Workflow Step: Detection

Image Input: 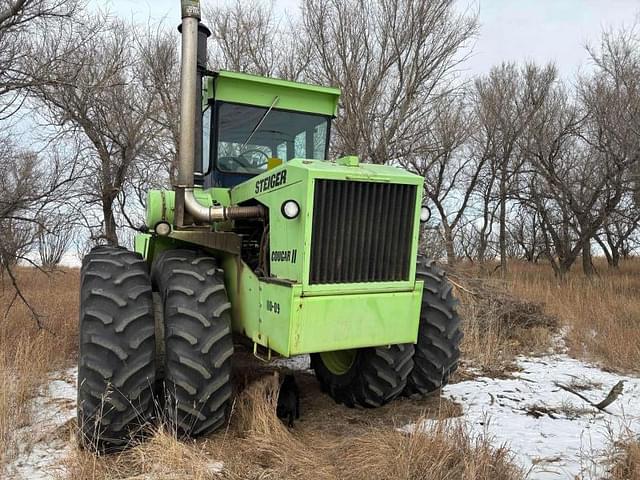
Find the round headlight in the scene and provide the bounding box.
[154,221,171,236]
[281,200,300,219]
[420,205,431,223]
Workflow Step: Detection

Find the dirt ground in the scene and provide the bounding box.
[231,346,462,433]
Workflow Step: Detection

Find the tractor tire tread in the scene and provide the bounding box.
[154,250,233,437]
[77,246,155,453]
[404,256,463,396]
[311,343,414,408]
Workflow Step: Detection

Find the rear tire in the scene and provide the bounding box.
[311,344,414,408]
[152,250,233,436]
[404,257,463,396]
[77,246,156,452]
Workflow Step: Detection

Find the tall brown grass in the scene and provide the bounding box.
[454,259,640,478]
[63,374,524,480]
[0,268,78,467]
[450,259,640,376]
[507,259,640,373]
[454,271,559,375]
[609,436,640,480]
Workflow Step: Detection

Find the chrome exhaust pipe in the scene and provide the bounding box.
[184,189,265,222]
[177,1,263,224]
[177,0,200,189]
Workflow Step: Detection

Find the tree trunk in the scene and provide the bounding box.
[443,223,456,266]
[477,234,487,264]
[557,263,569,280]
[595,235,613,267]
[499,172,507,277]
[102,196,119,246]
[604,232,622,269]
[524,246,534,263]
[611,248,620,268]
[582,238,594,276]
[556,257,571,280]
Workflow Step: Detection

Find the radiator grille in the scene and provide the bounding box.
[309,180,417,284]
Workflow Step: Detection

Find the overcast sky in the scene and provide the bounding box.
[96,0,640,79]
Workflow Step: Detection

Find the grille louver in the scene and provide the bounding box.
[309,179,417,284]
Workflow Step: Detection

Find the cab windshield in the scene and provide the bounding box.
[211,102,330,175]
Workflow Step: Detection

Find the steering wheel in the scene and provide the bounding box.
[239,148,270,168]
[218,149,269,172]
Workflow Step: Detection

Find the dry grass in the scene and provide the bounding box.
[0,268,79,467]
[62,425,222,480]
[507,259,640,374]
[449,258,640,376]
[451,259,640,478]
[608,436,640,480]
[62,373,524,480]
[339,424,521,480]
[452,270,559,376]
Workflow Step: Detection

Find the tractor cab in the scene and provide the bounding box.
[201,71,340,188]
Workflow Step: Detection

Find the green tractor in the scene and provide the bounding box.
[77,0,462,451]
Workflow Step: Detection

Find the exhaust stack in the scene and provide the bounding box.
[177,0,200,189]
[177,0,264,224]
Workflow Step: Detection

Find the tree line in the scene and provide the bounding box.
[0,0,639,280]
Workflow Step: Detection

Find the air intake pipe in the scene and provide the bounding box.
[177,0,264,224]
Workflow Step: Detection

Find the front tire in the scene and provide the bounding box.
[152,250,233,437]
[404,257,463,396]
[77,246,156,452]
[311,344,414,408]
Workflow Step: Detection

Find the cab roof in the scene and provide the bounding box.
[207,70,341,117]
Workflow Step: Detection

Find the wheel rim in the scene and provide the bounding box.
[320,349,357,375]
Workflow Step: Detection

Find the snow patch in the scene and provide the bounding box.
[271,354,312,372]
[406,354,640,479]
[5,367,229,479]
[5,368,77,480]
[207,460,224,474]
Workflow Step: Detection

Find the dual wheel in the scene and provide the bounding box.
[77,247,233,452]
[77,248,461,451]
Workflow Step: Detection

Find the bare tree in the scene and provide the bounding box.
[518,73,635,278]
[0,135,78,325]
[1,218,35,268]
[203,0,308,80]
[137,24,181,184]
[401,90,483,264]
[473,62,557,275]
[578,23,640,270]
[37,212,74,269]
[0,138,77,265]
[0,0,81,117]
[301,0,477,163]
[595,200,640,268]
[30,17,158,245]
[0,0,84,254]
[508,205,545,262]
[0,0,85,328]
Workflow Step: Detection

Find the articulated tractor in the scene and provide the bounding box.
[77,0,462,451]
